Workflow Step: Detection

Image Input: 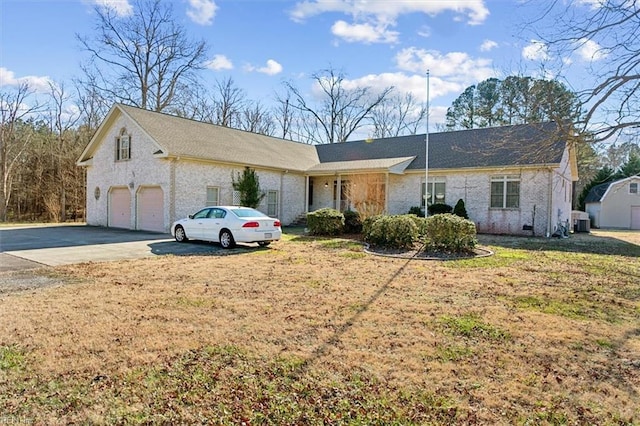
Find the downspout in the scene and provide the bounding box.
[170,158,177,228]
[546,167,553,237]
[280,170,285,219]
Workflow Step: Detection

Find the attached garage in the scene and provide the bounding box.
[109,187,131,229]
[137,186,165,232]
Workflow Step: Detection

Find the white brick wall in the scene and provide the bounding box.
[85,109,574,235]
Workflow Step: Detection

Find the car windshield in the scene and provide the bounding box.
[230,207,269,218]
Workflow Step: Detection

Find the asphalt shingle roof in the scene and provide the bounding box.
[106,105,565,173]
[119,104,320,172]
[584,182,612,203]
[316,122,565,170]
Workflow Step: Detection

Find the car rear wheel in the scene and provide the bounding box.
[219,229,235,249]
[174,225,188,242]
[258,241,270,247]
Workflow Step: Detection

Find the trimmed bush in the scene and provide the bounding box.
[306,208,344,235]
[427,203,453,215]
[453,199,469,219]
[423,213,477,253]
[408,206,424,217]
[343,210,363,234]
[363,214,418,249]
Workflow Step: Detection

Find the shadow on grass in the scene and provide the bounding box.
[290,253,417,379]
[477,232,640,258]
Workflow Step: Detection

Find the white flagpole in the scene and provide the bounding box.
[424,70,430,218]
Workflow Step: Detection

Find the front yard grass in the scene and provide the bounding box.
[0,230,638,424]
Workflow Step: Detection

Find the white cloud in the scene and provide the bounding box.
[0,67,52,93]
[480,39,498,52]
[186,0,217,25]
[290,0,489,26]
[576,38,607,61]
[91,0,133,17]
[394,47,496,84]
[331,20,399,44]
[205,55,233,71]
[245,59,283,76]
[522,40,550,61]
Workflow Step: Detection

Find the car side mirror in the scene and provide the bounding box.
[188,214,194,219]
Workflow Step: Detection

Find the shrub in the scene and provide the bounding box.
[343,210,362,234]
[423,213,477,253]
[364,214,418,249]
[408,206,424,217]
[306,208,344,235]
[453,199,469,219]
[427,203,453,215]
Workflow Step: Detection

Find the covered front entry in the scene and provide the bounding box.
[109,187,131,229]
[137,186,165,232]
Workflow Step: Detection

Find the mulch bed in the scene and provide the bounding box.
[364,243,493,260]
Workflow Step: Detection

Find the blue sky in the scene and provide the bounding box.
[1,0,603,132]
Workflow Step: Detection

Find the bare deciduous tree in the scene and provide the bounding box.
[530,0,640,142]
[212,77,245,127]
[47,82,81,222]
[239,101,275,136]
[77,0,207,112]
[370,91,427,138]
[284,67,393,144]
[0,84,40,221]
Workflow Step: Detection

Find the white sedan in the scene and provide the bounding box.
[171,206,282,248]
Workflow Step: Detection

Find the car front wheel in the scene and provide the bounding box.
[219,230,235,249]
[174,225,188,242]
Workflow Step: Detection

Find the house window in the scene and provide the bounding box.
[267,190,278,217]
[421,178,446,208]
[206,186,219,206]
[116,130,131,161]
[630,182,638,194]
[491,175,520,208]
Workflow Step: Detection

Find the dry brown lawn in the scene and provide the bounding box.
[1,230,639,424]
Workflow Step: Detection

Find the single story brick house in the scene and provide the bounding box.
[77,103,578,236]
[584,175,640,229]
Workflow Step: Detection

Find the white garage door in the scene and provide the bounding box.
[138,186,164,232]
[631,206,640,230]
[109,187,131,229]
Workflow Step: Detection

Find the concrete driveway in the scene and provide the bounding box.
[0,224,225,271]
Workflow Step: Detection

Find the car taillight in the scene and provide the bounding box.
[274,220,281,227]
[242,221,260,228]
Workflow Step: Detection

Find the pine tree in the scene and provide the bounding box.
[232,167,265,208]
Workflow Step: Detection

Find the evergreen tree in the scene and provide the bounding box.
[453,199,469,219]
[577,166,618,211]
[232,167,265,208]
[619,152,640,177]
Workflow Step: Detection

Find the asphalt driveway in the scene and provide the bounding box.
[0,224,226,271]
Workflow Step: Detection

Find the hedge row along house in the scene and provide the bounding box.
[77,104,578,236]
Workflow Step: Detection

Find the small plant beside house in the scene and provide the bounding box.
[408,206,424,217]
[306,208,345,235]
[231,167,265,208]
[453,199,469,219]
[427,203,453,215]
